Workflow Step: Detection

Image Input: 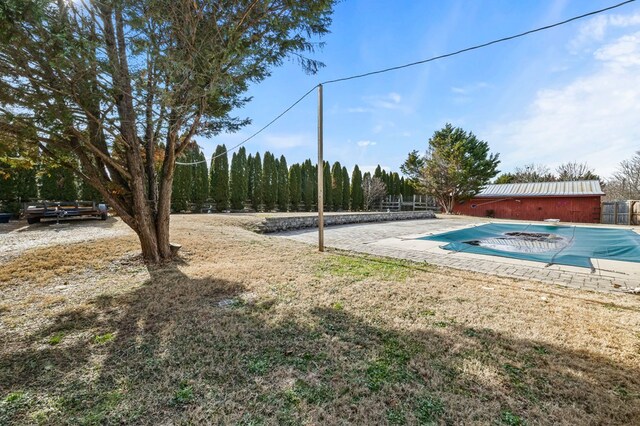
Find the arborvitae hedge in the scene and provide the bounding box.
[230,147,247,210]
[251,152,263,211]
[166,144,407,213]
[0,159,38,214]
[40,165,78,201]
[331,161,342,211]
[341,166,350,211]
[351,165,364,211]
[322,161,332,210]
[210,144,229,211]
[277,155,289,211]
[301,159,314,211]
[289,163,301,211]
[191,149,209,210]
[262,151,276,211]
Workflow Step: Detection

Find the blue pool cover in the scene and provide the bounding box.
[419,223,640,269]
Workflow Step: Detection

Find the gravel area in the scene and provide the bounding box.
[0,217,133,262]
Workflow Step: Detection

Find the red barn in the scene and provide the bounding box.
[454,181,604,223]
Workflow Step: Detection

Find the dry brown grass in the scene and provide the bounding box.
[1,215,639,425]
[0,236,139,285]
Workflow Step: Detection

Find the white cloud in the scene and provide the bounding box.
[486,31,640,177]
[365,92,408,111]
[346,107,373,113]
[569,12,640,52]
[594,32,640,67]
[262,133,311,149]
[450,82,489,95]
[356,140,377,147]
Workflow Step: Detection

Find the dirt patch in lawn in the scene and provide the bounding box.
[1,215,639,425]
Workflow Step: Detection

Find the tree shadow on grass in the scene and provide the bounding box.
[1,263,639,425]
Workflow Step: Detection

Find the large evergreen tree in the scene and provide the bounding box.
[402,123,500,213]
[0,0,335,262]
[351,165,364,211]
[191,149,209,211]
[211,144,229,212]
[277,155,289,211]
[331,161,343,210]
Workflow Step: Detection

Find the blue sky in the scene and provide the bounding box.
[198,0,640,179]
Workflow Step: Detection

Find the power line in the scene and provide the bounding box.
[176,85,317,165]
[177,0,636,166]
[322,0,636,85]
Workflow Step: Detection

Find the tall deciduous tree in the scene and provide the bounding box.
[402,123,500,213]
[556,162,599,182]
[605,151,640,201]
[362,173,386,210]
[0,0,335,262]
[512,163,555,183]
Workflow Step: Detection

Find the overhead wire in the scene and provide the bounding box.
[175,0,637,166]
[175,85,318,165]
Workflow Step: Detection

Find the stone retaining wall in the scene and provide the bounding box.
[255,211,436,233]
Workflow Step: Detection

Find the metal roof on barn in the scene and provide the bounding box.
[476,180,604,198]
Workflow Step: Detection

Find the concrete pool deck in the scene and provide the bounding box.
[276,215,640,295]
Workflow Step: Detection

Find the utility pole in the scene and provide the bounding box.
[317,84,324,251]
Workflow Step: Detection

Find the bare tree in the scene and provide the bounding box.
[512,163,555,183]
[362,174,387,211]
[556,162,599,181]
[605,151,640,201]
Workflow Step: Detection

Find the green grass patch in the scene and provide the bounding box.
[386,406,407,425]
[414,394,444,424]
[48,332,64,345]
[365,336,417,391]
[317,254,419,281]
[173,382,194,406]
[500,410,526,425]
[93,333,115,344]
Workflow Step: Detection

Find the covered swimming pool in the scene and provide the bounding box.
[419,223,640,269]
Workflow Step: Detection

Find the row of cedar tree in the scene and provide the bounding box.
[0,143,415,214]
[173,144,415,212]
